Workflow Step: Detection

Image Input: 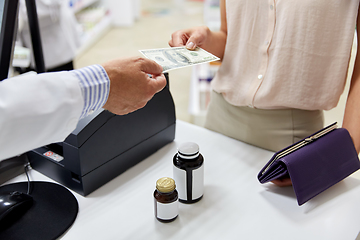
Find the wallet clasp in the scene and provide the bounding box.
[260,122,338,175]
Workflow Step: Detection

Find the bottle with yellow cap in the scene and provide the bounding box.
[154,177,179,222]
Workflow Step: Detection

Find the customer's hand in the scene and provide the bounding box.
[102,57,166,115]
[169,26,211,50]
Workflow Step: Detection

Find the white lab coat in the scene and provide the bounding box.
[0,71,84,160]
[18,0,81,69]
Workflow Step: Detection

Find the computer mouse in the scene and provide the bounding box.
[0,191,33,226]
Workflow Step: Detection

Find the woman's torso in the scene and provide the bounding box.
[212,0,359,110]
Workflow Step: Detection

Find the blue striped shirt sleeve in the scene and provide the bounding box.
[71,64,110,119]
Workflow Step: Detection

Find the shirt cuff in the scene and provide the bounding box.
[71,64,110,119]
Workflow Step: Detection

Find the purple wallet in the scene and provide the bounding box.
[258,123,360,205]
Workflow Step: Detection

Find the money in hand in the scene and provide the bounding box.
[139,47,220,72]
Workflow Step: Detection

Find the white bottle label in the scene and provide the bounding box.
[173,164,204,201]
[192,165,204,199]
[156,200,179,220]
[173,166,187,200]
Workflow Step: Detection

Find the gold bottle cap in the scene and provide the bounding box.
[156,177,176,193]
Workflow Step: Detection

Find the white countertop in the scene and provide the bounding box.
[8,120,360,239]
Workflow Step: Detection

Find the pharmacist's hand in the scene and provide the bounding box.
[169,26,210,50]
[271,177,292,187]
[101,57,166,115]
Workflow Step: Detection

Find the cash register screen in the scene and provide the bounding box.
[0,0,19,81]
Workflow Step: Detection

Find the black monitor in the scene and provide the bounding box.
[0,0,19,81]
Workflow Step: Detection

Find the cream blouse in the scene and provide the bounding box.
[212,0,359,110]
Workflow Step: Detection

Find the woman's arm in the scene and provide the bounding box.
[342,6,360,153]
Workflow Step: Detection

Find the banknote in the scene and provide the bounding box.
[139,47,220,72]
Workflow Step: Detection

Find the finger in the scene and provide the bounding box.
[171,31,189,47]
[271,178,292,187]
[139,58,163,74]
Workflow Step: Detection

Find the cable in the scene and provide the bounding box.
[24,162,31,195]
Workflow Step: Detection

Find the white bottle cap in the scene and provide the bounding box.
[178,142,200,159]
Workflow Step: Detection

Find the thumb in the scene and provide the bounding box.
[186,38,197,50]
[150,74,167,93]
[186,32,204,50]
[140,58,163,75]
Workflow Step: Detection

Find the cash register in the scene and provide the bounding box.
[27,74,176,196]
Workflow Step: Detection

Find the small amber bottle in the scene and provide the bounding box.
[154,177,179,223]
[173,142,204,204]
